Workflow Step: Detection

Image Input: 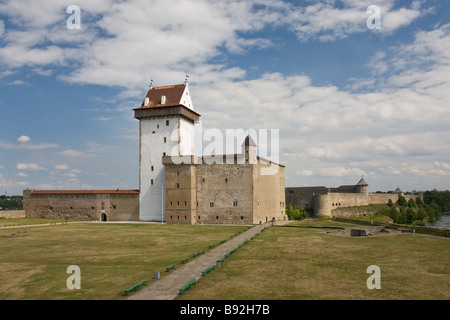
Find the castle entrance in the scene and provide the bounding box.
[101,213,107,222]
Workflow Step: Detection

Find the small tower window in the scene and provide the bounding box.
[233,200,238,207]
[151,179,154,185]
[151,166,154,171]
[166,120,169,126]
[163,152,166,156]
[164,137,167,143]
[210,202,215,208]
[177,183,180,188]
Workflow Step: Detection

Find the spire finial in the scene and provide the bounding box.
[184,73,190,84]
[149,78,154,89]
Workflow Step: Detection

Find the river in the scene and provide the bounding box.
[425,214,450,230]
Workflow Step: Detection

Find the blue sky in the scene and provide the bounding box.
[1,0,450,195]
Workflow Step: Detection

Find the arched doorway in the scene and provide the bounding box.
[101,213,107,222]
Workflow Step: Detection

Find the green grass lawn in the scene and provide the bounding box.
[177,220,450,300]
[0,222,247,300]
[2,219,449,300]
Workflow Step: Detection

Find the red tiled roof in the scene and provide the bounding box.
[31,189,139,195]
[137,84,186,109]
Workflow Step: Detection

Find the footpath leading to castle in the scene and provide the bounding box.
[127,221,290,300]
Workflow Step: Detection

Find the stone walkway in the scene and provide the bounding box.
[127,221,290,300]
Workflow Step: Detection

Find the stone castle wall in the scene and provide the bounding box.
[23,189,139,221]
[288,183,423,217]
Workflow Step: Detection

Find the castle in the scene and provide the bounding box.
[22,82,420,223]
[23,82,287,225]
[286,177,423,217]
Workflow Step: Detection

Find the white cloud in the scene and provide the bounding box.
[17,135,31,143]
[17,172,29,177]
[59,149,87,157]
[8,80,29,86]
[55,164,70,170]
[0,139,58,150]
[0,20,4,37]
[16,163,45,171]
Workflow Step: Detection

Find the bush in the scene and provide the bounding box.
[285,204,309,221]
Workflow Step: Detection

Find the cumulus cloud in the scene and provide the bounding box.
[17,135,31,143]
[55,164,70,170]
[16,163,45,171]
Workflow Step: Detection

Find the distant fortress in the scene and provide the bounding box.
[286,177,423,217]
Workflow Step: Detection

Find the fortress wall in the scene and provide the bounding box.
[314,194,332,216]
[286,187,328,209]
[368,193,399,205]
[328,193,369,212]
[196,164,254,225]
[165,164,196,224]
[23,191,139,221]
[253,162,287,224]
[0,210,25,218]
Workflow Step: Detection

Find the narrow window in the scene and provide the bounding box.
[184,201,187,206]
[151,166,154,171]
[177,201,179,206]
[151,179,154,185]
[196,201,199,207]
[170,201,173,206]
[210,202,214,208]
[157,124,160,129]
[163,152,166,156]
[202,178,205,183]
[216,216,219,220]
[177,183,180,189]
[164,137,167,143]
[166,120,169,126]
[257,200,260,207]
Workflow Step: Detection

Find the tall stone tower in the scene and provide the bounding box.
[134,83,200,221]
[356,176,369,194]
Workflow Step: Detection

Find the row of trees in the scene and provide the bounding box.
[382,193,447,225]
[0,195,23,210]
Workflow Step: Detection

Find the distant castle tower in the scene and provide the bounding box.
[242,135,257,164]
[356,176,369,194]
[134,83,200,221]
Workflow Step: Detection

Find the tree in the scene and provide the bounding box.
[417,207,427,221]
[397,196,407,207]
[406,208,416,224]
[387,199,394,207]
[407,198,417,208]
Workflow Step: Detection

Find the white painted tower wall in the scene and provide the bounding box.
[138,85,196,221]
